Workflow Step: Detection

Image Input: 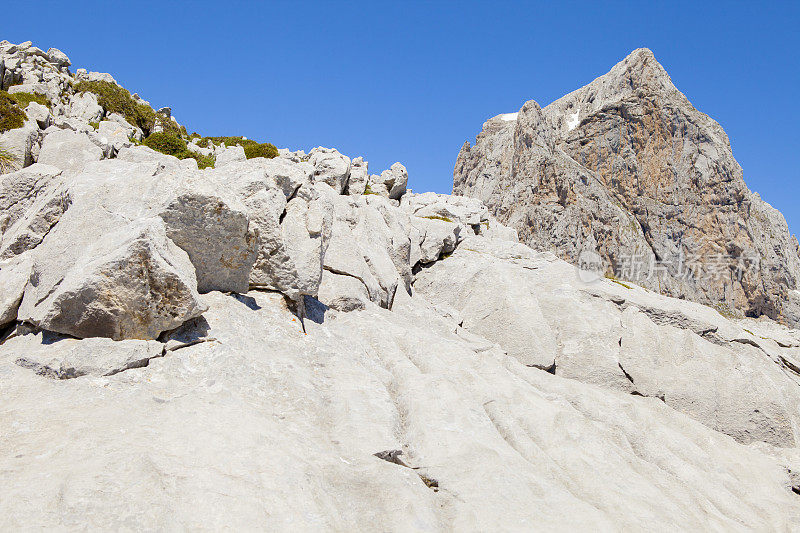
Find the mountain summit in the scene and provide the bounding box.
[454,48,800,326]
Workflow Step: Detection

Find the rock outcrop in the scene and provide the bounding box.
[454,48,800,327]
[3,40,800,530]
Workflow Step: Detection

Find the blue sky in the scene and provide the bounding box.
[4,1,799,234]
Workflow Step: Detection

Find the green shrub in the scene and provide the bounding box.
[73,80,156,134]
[363,184,379,195]
[197,136,277,159]
[143,132,215,169]
[0,91,26,132]
[143,132,187,157]
[188,152,215,169]
[89,121,99,130]
[243,142,278,159]
[10,91,51,108]
[154,111,187,138]
[0,144,19,173]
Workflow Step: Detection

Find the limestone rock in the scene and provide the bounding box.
[67,91,104,123]
[3,331,163,378]
[24,102,50,129]
[18,217,205,340]
[367,162,408,199]
[2,289,799,530]
[0,163,68,260]
[158,191,258,294]
[415,235,800,446]
[0,121,40,168]
[215,145,246,167]
[45,48,70,68]
[309,146,351,193]
[0,256,31,327]
[38,128,103,173]
[207,158,333,299]
[346,156,369,195]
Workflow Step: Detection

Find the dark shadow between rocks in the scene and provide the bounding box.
[303,295,328,325]
[230,293,261,310]
[159,316,211,344]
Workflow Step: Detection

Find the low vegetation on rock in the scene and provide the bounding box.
[73,80,156,134]
[0,91,26,132]
[8,91,50,109]
[0,143,18,172]
[143,132,215,169]
[198,136,278,159]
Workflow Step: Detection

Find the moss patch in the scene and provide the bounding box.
[0,91,26,132]
[74,80,156,134]
[421,215,454,223]
[605,273,633,290]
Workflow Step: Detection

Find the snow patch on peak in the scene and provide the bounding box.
[499,113,518,122]
[566,109,580,131]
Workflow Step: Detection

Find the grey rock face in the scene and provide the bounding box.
[4,289,800,530]
[18,217,206,340]
[368,162,408,199]
[454,48,800,327]
[5,331,163,378]
[0,256,32,327]
[38,128,103,173]
[415,236,800,447]
[309,146,351,193]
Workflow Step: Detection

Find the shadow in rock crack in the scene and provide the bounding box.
[159,315,211,344]
[303,296,329,325]
[230,293,261,310]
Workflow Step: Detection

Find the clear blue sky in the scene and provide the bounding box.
[3,1,799,234]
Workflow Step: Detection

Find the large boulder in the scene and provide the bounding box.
[18,217,205,340]
[206,158,333,300]
[318,193,416,310]
[367,162,408,200]
[67,91,103,123]
[0,163,68,259]
[346,156,368,195]
[158,190,258,294]
[0,120,40,168]
[309,146,351,193]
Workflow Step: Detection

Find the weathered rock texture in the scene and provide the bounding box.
[4,40,800,530]
[454,48,800,327]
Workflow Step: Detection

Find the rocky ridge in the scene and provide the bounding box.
[3,41,800,529]
[454,48,800,327]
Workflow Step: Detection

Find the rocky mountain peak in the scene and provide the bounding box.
[455,48,800,326]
